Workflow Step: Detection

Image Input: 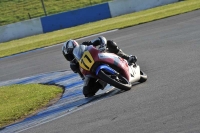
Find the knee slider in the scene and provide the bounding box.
[70,63,79,73]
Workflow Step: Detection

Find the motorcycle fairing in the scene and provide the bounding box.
[98,53,121,67]
[73,45,95,71]
[95,65,117,76]
[97,52,130,80]
[74,45,130,81]
[78,51,95,71]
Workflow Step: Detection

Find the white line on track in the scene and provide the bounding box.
[15,88,118,133]
[0,29,118,61]
[43,29,118,48]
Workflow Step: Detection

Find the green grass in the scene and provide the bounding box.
[0,0,111,26]
[0,0,200,58]
[0,84,63,128]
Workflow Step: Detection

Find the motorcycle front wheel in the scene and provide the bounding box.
[97,70,132,91]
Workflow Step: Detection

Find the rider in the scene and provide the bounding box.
[62,36,137,97]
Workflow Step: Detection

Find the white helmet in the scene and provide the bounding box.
[62,39,79,61]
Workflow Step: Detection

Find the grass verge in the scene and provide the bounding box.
[0,0,200,58]
[0,84,63,128]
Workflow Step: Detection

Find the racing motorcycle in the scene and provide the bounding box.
[73,45,147,91]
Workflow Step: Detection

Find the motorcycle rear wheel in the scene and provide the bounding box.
[98,70,132,91]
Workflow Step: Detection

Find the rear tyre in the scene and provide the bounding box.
[138,70,147,83]
[98,70,132,91]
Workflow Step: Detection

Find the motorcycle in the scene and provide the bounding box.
[73,45,147,91]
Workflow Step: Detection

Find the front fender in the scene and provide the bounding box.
[95,65,117,76]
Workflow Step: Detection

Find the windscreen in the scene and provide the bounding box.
[73,45,87,61]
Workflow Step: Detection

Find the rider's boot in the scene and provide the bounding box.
[117,49,137,64]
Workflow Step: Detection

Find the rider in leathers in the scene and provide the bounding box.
[62,36,137,97]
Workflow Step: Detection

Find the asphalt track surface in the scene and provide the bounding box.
[0,10,200,133]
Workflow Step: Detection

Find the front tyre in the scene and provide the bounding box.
[98,70,132,91]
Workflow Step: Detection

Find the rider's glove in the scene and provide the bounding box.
[82,41,91,46]
[99,43,107,52]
